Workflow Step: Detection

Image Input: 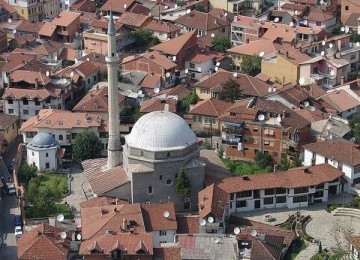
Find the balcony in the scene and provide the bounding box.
[310,73,324,81]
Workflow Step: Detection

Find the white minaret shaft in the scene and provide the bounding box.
[106,11,122,168]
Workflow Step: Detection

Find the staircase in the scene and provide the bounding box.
[332,208,360,218]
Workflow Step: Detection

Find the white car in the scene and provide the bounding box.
[7,183,16,195]
[14,226,22,238]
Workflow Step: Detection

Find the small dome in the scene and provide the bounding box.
[125,111,197,152]
[27,132,59,149]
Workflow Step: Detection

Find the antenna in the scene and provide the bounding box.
[154,87,160,94]
[299,77,305,85]
[207,216,214,223]
[274,17,279,23]
[234,227,240,235]
[60,232,67,239]
[304,101,309,107]
[251,230,257,237]
[257,114,265,121]
[200,219,206,226]
[57,214,64,222]
[163,211,170,218]
[76,234,82,240]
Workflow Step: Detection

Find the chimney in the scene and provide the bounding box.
[285,51,289,58]
[341,76,344,85]
[122,218,127,230]
[214,19,217,25]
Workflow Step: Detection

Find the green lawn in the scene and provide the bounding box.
[36,173,68,193]
[284,237,307,260]
[222,158,272,175]
[25,203,74,219]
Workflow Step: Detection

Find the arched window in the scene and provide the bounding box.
[58,135,63,140]
[167,152,170,158]
[148,186,153,194]
[141,151,144,156]
[159,175,162,181]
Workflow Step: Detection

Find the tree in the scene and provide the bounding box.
[175,168,191,197]
[132,28,154,47]
[211,36,231,53]
[279,153,291,171]
[72,131,103,160]
[255,151,273,169]
[177,89,199,113]
[240,55,262,76]
[18,162,37,186]
[349,115,360,143]
[194,4,205,12]
[219,78,243,102]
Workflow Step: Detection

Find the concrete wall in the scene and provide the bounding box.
[261,55,299,85]
[105,182,132,201]
[152,230,176,248]
[27,147,58,172]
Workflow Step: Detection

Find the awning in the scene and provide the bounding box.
[224,121,242,128]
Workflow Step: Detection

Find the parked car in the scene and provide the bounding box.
[14,215,22,226]
[265,214,276,222]
[194,131,210,138]
[14,226,22,238]
[7,183,16,195]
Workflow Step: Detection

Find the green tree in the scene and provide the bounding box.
[26,177,41,205]
[175,168,191,197]
[72,131,103,160]
[211,36,231,53]
[220,78,243,102]
[151,37,161,46]
[177,89,199,113]
[132,28,154,47]
[350,115,360,143]
[255,151,273,168]
[18,162,37,186]
[194,4,205,12]
[47,176,67,200]
[240,55,262,76]
[279,153,290,171]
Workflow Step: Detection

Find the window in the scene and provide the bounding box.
[345,6,348,10]
[276,188,286,194]
[72,133,77,139]
[8,109,13,114]
[32,152,34,156]
[316,21,321,26]
[236,200,247,208]
[253,127,258,132]
[35,100,40,106]
[222,28,226,33]
[192,115,197,122]
[236,191,252,198]
[294,187,308,194]
[7,99,13,104]
[354,165,360,173]
[167,152,170,157]
[265,189,275,195]
[159,175,162,181]
[189,63,195,69]
[293,195,307,203]
[148,186,153,194]
[87,78,90,84]
[23,110,29,115]
[159,230,167,236]
[253,139,258,145]
[35,110,39,115]
[197,116,202,123]
[276,196,286,203]
[338,163,343,171]
[46,153,49,157]
[23,99,28,105]
[230,193,235,200]
[263,197,273,205]
[26,132,37,138]
[45,163,50,169]
[253,190,260,199]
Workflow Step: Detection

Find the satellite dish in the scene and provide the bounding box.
[257,114,265,121]
[304,101,309,107]
[299,77,305,85]
[234,227,240,235]
[320,0,324,4]
[268,87,272,93]
[186,9,191,14]
[197,67,201,72]
[70,71,74,78]
[277,115,282,123]
[154,87,160,93]
[163,211,170,218]
[320,51,325,56]
[345,27,349,33]
[309,106,315,112]
[303,20,308,26]
[200,219,206,226]
[213,237,220,244]
[356,42,360,47]
[165,72,171,77]
[251,230,257,237]
[13,29,16,34]
[289,22,294,26]
[208,216,214,223]
[172,56,176,61]
[123,4,127,9]
[215,67,219,71]
[341,27,345,32]
[54,56,58,61]
[76,234,82,240]
[75,58,78,63]
[7,18,12,23]
[211,33,215,38]
[60,232,67,239]
[46,71,50,77]
[233,72,238,78]
[174,4,177,8]
[86,58,90,61]
[259,51,265,57]
[322,41,326,46]
[137,90,143,95]
[329,43,333,49]
[216,62,220,66]
[329,134,333,140]
[274,17,279,23]
[185,69,189,74]
[57,214,64,222]
[224,13,228,17]
[326,124,332,130]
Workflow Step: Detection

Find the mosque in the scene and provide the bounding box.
[83,12,205,211]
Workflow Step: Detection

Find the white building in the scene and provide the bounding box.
[303,138,360,193]
[26,132,61,172]
[185,51,221,81]
[206,164,343,213]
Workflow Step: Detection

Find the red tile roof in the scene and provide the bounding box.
[198,184,229,220]
[52,11,81,27]
[0,113,18,130]
[140,74,161,89]
[175,214,199,234]
[154,247,181,260]
[17,224,71,260]
[16,20,43,34]
[4,86,61,102]
[100,0,134,13]
[174,10,229,31]
[145,20,181,33]
[189,98,233,118]
[80,196,129,208]
[140,202,177,231]
[152,85,191,100]
[215,164,343,193]
[140,98,177,113]
[117,12,149,27]
[151,31,197,56]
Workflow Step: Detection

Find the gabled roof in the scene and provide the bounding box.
[303,138,360,166]
[140,74,161,89]
[151,31,197,56]
[16,20,43,34]
[345,13,360,27]
[189,98,233,118]
[122,51,177,70]
[52,11,81,27]
[174,10,229,31]
[303,6,335,22]
[152,85,191,100]
[10,70,51,85]
[100,0,135,13]
[145,20,181,33]
[228,38,281,56]
[0,114,18,130]
[117,12,149,27]
[176,214,199,234]
[277,85,309,106]
[140,98,177,113]
[140,202,177,231]
[3,86,61,102]
[198,184,229,220]
[90,19,123,31]
[80,196,128,208]
[17,224,71,260]
[38,22,57,37]
[320,89,360,113]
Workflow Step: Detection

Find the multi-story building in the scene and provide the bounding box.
[0,114,19,144]
[341,0,360,24]
[43,0,60,21]
[8,0,44,22]
[208,0,265,15]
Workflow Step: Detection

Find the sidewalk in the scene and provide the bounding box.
[296,244,318,260]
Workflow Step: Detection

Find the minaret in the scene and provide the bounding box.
[106,11,122,168]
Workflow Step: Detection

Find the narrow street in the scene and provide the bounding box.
[0,139,21,260]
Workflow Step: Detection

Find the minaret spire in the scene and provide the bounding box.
[106,10,122,169]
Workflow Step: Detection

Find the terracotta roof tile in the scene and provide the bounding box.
[52,11,81,27]
[348,235,360,251]
[228,38,281,56]
[140,74,161,89]
[145,20,181,33]
[70,0,96,12]
[208,8,234,22]
[38,22,57,37]
[0,0,17,14]
[290,0,317,4]
[17,224,71,260]
[152,85,191,100]
[174,10,229,31]
[0,114,18,130]
[216,164,343,193]
[141,202,177,231]
[16,20,43,34]
[90,19,123,31]
[10,70,51,85]
[153,247,181,260]
[303,6,335,22]
[140,98,177,113]
[80,197,128,208]
[345,13,360,27]
[4,86,61,103]
[175,214,199,234]
[320,90,360,113]
[198,184,229,220]
[151,31,197,56]
[123,51,177,70]
[189,98,233,118]
[281,2,308,11]
[303,139,360,166]
[117,12,149,27]
[100,0,134,13]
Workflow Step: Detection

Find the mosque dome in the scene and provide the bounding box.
[27,132,59,149]
[125,111,197,152]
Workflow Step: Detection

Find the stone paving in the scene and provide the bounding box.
[236,193,360,259]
